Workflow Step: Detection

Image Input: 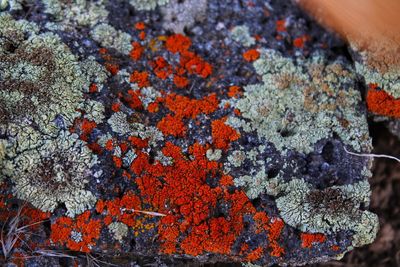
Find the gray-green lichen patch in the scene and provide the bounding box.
[230,25,255,47]
[108,222,129,242]
[2,131,97,217]
[0,15,105,134]
[107,112,164,147]
[90,23,132,55]
[129,0,169,11]
[206,148,222,161]
[80,57,108,92]
[276,179,379,248]
[42,0,109,28]
[82,100,106,124]
[161,0,207,33]
[227,49,371,154]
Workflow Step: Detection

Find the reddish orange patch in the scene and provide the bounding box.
[165,34,192,54]
[130,42,144,61]
[367,85,400,118]
[51,211,101,253]
[157,114,186,137]
[301,233,327,248]
[243,49,260,62]
[211,118,240,149]
[130,71,150,88]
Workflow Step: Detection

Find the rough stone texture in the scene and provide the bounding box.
[0,0,381,266]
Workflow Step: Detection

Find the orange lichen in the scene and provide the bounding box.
[228,85,243,98]
[150,56,173,80]
[366,86,400,118]
[111,102,121,112]
[157,114,186,137]
[247,247,263,262]
[276,19,287,32]
[293,35,310,48]
[104,63,119,75]
[268,218,285,257]
[89,83,98,93]
[165,34,192,54]
[95,193,142,227]
[220,175,234,186]
[70,118,97,142]
[243,49,260,62]
[165,93,219,119]
[130,71,150,88]
[130,42,144,61]
[173,75,189,88]
[180,50,213,78]
[211,118,240,149]
[51,211,101,253]
[133,141,257,256]
[120,89,143,110]
[135,22,146,30]
[139,31,146,40]
[301,233,326,248]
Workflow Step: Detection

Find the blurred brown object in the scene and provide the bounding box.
[297,0,400,72]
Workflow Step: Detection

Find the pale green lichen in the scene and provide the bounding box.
[226,150,246,168]
[80,57,108,92]
[129,0,169,11]
[227,49,371,153]
[234,167,269,199]
[2,131,97,217]
[206,149,222,161]
[82,100,106,124]
[230,25,256,47]
[91,23,132,55]
[42,0,109,28]
[108,222,129,242]
[0,15,104,134]
[275,179,378,248]
[107,112,164,147]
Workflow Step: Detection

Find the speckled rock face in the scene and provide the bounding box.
[0,0,378,266]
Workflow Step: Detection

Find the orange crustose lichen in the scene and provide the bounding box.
[51,211,102,253]
[211,118,240,150]
[243,49,260,62]
[300,233,327,248]
[367,84,400,118]
[157,114,186,137]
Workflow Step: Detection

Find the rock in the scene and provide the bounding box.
[0,0,378,266]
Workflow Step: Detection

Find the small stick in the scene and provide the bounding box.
[344,147,400,164]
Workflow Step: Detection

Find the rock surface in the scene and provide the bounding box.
[0,0,379,266]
